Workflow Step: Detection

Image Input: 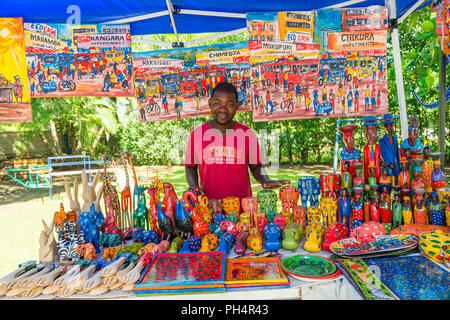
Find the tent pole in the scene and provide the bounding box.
[386,0,408,141]
[438,49,447,168]
[166,0,181,46]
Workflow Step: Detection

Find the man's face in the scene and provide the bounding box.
[209,91,238,125]
[384,123,393,135]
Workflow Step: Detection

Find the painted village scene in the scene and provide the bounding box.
[247,8,389,122]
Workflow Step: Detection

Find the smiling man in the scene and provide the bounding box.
[184,82,290,201]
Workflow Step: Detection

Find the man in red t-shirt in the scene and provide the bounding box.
[184,82,290,200]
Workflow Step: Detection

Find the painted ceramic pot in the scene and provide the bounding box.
[419,229,450,263]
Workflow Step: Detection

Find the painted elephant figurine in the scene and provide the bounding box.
[257,189,277,215]
[200,234,219,252]
[298,176,321,208]
[322,222,349,252]
[219,232,236,256]
[79,203,104,253]
[303,224,325,253]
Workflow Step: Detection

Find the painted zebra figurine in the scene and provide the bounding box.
[57,225,86,262]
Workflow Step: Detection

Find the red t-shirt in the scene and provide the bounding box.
[184,121,263,200]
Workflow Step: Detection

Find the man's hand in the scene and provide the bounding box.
[261,179,291,189]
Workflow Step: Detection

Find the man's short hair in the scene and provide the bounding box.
[211,82,238,102]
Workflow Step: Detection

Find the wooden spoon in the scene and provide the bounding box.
[122,282,135,291]
[57,286,78,297]
[66,265,96,290]
[42,284,59,296]
[89,285,109,296]
[116,262,135,282]
[5,287,26,298]
[100,257,126,277]
[53,265,81,287]
[21,286,44,299]
[0,286,9,297]
[109,281,125,291]
[122,260,145,284]
[81,271,102,291]
[102,275,119,287]
[34,266,66,287]
[18,267,52,289]
[2,268,39,289]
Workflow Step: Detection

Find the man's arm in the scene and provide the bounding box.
[249,163,290,189]
[185,165,205,195]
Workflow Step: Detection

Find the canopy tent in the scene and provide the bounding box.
[2,0,442,151]
[0,0,431,35]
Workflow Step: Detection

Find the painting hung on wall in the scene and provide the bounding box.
[24,23,134,97]
[247,7,389,122]
[132,41,252,122]
[0,18,32,123]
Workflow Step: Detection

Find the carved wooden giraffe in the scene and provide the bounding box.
[100,154,122,229]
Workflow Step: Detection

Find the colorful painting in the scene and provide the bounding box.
[337,258,399,300]
[431,0,450,54]
[132,41,252,122]
[362,255,450,300]
[246,7,389,122]
[134,252,226,295]
[225,257,290,288]
[24,23,134,97]
[0,18,32,123]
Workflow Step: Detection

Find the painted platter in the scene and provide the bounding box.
[280,255,341,282]
[329,234,419,257]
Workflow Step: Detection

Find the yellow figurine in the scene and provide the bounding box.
[303,224,325,253]
[319,196,338,228]
[402,196,413,225]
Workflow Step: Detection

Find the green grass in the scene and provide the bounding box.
[0,165,332,277]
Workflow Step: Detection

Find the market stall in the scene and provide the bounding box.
[1,0,449,301]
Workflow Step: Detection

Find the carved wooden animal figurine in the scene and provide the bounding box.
[282,223,302,252]
[273,215,286,231]
[101,196,125,244]
[100,154,122,229]
[234,231,248,255]
[78,203,105,253]
[200,234,219,252]
[246,228,263,254]
[322,222,349,252]
[223,196,240,216]
[209,198,223,216]
[292,205,307,231]
[279,186,300,214]
[75,243,97,260]
[218,232,236,256]
[39,218,59,262]
[263,223,282,252]
[156,202,174,240]
[168,237,184,253]
[257,190,277,215]
[81,169,103,212]
[162,182,178,227]
[147,186,160,233]
[175,200,194,239]
[65,177,81,219]
[220,220,237,236]
[304,224,325,253]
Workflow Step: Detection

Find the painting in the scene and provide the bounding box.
[24,23,134,97]
[0,18,32,123]
[247,7,389,122]
[132,41,252,122]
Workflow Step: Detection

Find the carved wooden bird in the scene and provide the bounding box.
[157,203,174,241]
[174,200,193,239]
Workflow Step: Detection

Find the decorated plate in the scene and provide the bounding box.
[330,234,419,257]
[281,255,338,279]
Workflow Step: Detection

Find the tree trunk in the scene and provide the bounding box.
[69,123,77,154]
[48,120,61,154]
[39,132,59,155]
[91,125,105,155]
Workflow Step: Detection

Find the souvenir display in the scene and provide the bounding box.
[351,187,364,229]
[431,153,447,190]
[257,190,277,215]
[281,223,302,252]
[362,116,381,183]
[379,113,400,180]
[338,188,352,230]
[224,257,290,290]
[389,223,450,237]
[337,258,399,300]
[319,174,341,199]
[303,224,325,253]
[322,222,348,252]
[400,115,423,160]
[330,234,418,258]
[281,255,341,282]
[340,161,353,194]
[349,221,386,240]
[133,252,226,295]
[263,223,282,252]
[361,255,450,300]
[298,176,321,208]
[419,229,450,263]
[338,124,362,177]
[320,194,338,227]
